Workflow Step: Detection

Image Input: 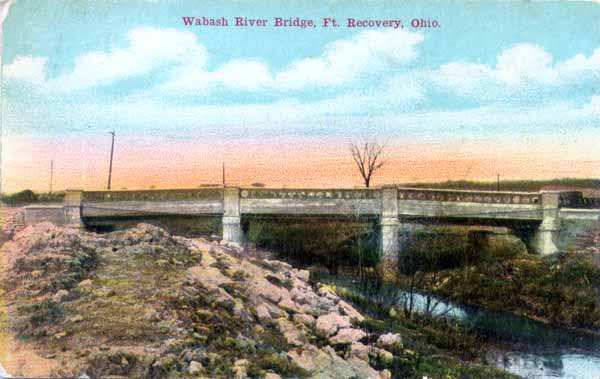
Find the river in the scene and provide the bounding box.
[315,273,600,379]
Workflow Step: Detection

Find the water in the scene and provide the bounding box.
[490,353,600,379]
[0,362,12,378]
[436,298,600,379]
[319,274,600,379]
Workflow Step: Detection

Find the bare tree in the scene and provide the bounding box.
[350,142,386,188]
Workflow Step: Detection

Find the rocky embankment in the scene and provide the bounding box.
[0,222,403,378]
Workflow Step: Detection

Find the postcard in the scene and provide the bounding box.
[1,1,600,378]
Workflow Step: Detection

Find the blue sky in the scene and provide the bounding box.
[3,0,600,137]
[2,0,600,191]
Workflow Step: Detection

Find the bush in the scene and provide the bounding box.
[246,218,380,273]
[400,229,474,275]
[2,189,38,205]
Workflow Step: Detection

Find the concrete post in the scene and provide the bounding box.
[533,191,561,255]
[222,187,243,245]
[64,189,83,228]
[380,186,400,269]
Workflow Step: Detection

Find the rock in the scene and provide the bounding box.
[52,289,69,302]
[376,333,403,350]
[188,360,203,375]
[278,297,302,314]
[233,301,246,318]
[289,346,383,379]
[349,342,370,361]
[253,281,288,303]
[276,318,305,347]
[293,313,316,328]
[264,373,282,379]
[287,345,332,372]
[290,287,308,304]
[315,313,351,337]
[296,269,310,282]
[329,328,366,345]
[380,369,392,379]
[233,359,249,379]
[264,302,288,318]
[338,300,365,323]
[263,259,293,272]
[255,304,272,324]
[317,285,339,302]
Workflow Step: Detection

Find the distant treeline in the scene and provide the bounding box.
[1,189,65,205]
[403,178,600,192]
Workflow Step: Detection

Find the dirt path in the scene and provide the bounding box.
[0,208,58,377]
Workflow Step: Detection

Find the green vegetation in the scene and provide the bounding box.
[249,217,600,330]
[403,178,600,192]
[86,215,221,237]
[388,227,600,329]
[246,218,380,274]
[1,189,64,205]
[314,273,518,379]
[421,251,600,329]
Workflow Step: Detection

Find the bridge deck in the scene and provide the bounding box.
[80,187,545,221]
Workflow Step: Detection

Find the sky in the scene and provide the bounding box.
[1,0,600,192]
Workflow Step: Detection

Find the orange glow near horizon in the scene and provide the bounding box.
[3,134,599,193]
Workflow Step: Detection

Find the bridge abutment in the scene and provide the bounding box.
[222,187,243,246]
[532,191,560,255]
[380,186,400,269]
[64,190,83,228]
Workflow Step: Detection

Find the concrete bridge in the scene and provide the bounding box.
[23,186,600,263]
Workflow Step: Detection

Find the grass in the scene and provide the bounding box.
[418,252,600,329]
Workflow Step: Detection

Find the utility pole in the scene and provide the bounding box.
[222,162,225,186]
[49,160,54,194]
[497,174,500,192]
[107,131,115,190]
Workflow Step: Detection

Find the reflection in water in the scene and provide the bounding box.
[407,291,600,379]
[317,274,600,379]
[490,353,600,379]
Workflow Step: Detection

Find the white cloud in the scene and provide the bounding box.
[159,58,273,93]
[4,56,47,85]
[494,43,557,85]
[7,27,422,95]
[428,43,600,98]
[4,27,208,92]
[275,29,424,90]
[581,95,600,115]
[49,27,207,91]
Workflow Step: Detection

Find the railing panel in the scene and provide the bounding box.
[397,188,540,205]
[82,188,223,202]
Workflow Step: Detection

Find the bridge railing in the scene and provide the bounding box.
[396,187,541,205]
[239,187,380,200]
[81,188,223,202]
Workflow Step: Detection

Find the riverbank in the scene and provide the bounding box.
[314,271,600,379]
[414,252,600,331]
[0,208,58,377]
[0,220,521,378]
[0,222,398,378]
[311,272,518,379]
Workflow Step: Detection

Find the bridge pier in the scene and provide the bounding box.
[380,186,400,270]
[532,191,561,255]
[222,187,243,246]
[64,190,83,228]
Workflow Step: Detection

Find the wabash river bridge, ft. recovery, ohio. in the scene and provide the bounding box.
[23,186,600,264]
